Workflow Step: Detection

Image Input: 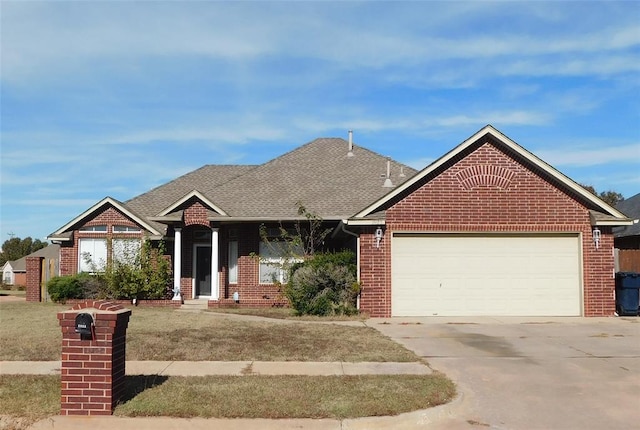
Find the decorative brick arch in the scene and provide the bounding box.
[184,201,210,227]
[454,164,516,190]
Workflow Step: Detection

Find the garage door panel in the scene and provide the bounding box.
[391,234,581,316]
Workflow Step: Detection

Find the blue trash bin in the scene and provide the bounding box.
[615,272,640,316]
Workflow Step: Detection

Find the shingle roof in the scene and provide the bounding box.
[125,165,257,233]
[614,193,640,238]
[9,244,60,272]
[122,138,416,232]
[208,138,416,219]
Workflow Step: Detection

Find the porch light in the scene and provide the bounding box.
[375,227,384,248]
[592,227,601,250]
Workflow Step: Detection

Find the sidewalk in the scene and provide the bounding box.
[0,360,432,376]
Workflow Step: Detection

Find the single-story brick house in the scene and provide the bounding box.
[48,125,632,316]
[3,244,60,287]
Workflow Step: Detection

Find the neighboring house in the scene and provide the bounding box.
[2,260,25,286]
[613,193,640,273]
[48,126,632,317]
[2,244,60,286]
[614,193,640,249]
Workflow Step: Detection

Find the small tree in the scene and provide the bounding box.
[0,237,48,266]
[257,201,333,285]
[581,184,624,207]
[81,238,171,300]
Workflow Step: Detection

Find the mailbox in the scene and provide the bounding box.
[75,312,95,338]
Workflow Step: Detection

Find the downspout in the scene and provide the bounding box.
[341,221,361,310]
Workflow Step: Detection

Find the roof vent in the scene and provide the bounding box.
[399,166,406,178]
[383,158,394,187]
[347,130,354,157]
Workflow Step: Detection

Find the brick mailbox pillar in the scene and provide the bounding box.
[25,256,43,302]
[57,300,132,416]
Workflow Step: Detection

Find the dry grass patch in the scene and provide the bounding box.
[0,303,418,362]
[0,375,59,428]
[127,309,416,362]
[0,302,67,361]
[117,374,455,418]
[208,307,369,321]
[0,374,455,421]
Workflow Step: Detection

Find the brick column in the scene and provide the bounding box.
[26,256,43,302]
[57,300,132,416]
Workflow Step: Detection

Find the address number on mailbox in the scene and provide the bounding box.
[75,313,94,337]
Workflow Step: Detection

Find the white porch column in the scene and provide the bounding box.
[172,228,182,301]
[211,227,219,300]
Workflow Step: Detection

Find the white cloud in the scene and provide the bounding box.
[535,144,640,167]
[2,2,638,85]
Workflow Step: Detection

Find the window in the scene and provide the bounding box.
[79,225,107,232]
[78,239,107,272]
[194,229,211,241]
[259,241,302,284]
[113,225,141,233]
[113,239,141,265]
[228,240,238,284]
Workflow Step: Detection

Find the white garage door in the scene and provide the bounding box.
[391,234,582,316]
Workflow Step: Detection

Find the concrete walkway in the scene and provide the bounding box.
[0,360,432,376]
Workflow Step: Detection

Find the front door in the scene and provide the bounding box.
[195,245,211,297]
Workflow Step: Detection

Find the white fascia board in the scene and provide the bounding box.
[50,196,162,237]
[158,190,228,217]
[343,219,386,226]
[47,236,73,242]
[354,125,629,220]
[593,219,636,226]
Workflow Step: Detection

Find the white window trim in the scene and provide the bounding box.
[112,225,142,234]
[228,240,238,284]
[258,241,302,284]
[79,225,107,233]
[78,238,108,272]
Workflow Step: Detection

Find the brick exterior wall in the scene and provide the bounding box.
[184,201,209,226]
[359,140,616,317]
[25,256,42,302]
[59,207,145,276]
[57,300,132,416]
[66,299,181,308]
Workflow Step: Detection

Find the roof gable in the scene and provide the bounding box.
[48,197,162,240]
[614,193,640,237]
[209,138,418,219]
[353,125,631,223]
[125,165,256,233]
[157,190,228,217]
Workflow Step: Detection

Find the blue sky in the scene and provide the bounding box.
[1,1,639,243]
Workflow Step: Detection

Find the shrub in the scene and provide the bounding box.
[285,250,359,316]
[79,239,172,300]
[47,276,84,303]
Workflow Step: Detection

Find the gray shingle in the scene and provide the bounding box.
[122,138,417,231]
[614,193,640,238]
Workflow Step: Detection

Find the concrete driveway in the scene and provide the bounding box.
[370,317,640,430]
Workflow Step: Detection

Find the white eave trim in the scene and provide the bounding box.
[158,190,228,217]
[353,125,629,221]
[593,219,636,227]
[48,196,162,238]
[343,219,386,226]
